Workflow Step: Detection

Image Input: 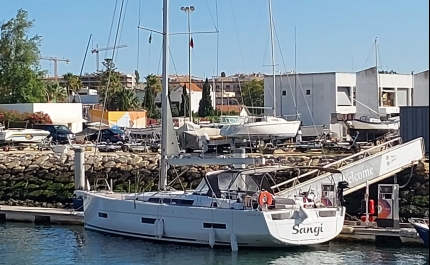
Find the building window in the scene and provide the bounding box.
[282,90,286,96]
[306,90,311,95]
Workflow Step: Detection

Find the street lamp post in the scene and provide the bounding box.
[180,6,195,121]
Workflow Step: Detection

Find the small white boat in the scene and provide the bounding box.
[0,126,50,145]
[347,116,399,131]
[220,116,301,140]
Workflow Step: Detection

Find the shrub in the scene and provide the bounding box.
[0,109,53,128]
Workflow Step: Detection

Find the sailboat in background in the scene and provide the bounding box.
[75,0,348,251]
[347,38,400,133]
[220,0,301,141]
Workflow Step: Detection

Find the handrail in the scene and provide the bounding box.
[271,137,403,190]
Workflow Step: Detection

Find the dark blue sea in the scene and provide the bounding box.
[0,223,428,265]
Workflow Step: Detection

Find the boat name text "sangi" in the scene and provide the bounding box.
[341,167,375,185]
[292,223,323,236]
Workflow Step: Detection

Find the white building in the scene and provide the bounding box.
[413,70,429,106]
[0,103,86,133]
[154,83,202,114]
[264,68,428,134]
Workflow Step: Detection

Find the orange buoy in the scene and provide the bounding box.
[258,191,273,206]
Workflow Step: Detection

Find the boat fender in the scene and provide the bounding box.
[258,191,273,207]
[157,219,164,238]
[208,228,215,248]
[230,234,238,252]
[154,220,159,237]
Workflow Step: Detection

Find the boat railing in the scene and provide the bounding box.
[271,137,403,192]
[410,217,429,226]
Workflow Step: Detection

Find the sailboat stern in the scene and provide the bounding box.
[264,206,346,246]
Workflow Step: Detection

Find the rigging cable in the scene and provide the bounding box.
[115,0,129,62]
[104,0,119,58]
[272,23,297,110]
[94,0,126,155]
[228,0,257,112]
[136,0,146,71]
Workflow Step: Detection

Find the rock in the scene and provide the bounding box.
[0,152,427,216]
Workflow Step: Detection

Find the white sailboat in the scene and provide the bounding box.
[219,2,300,141]
[348,38,400,133]
[347,116,399,131]
[75,0,348,251]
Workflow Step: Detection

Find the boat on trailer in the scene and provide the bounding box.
[76,166,349,249]
[0,124,50,147]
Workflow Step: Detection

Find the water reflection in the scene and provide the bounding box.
[0,223,428,265]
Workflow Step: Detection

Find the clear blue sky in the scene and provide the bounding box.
[1,0,429,78]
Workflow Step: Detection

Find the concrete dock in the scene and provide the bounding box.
[0,205,83,225]
[336,225,424,246]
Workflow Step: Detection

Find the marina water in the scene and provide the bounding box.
[0,223,428,265]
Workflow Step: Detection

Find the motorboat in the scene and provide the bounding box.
[0,125,50,146]
[410,218,429,248]
[346,116,399,131]
[74,0,348,251]
[220,116,301,140]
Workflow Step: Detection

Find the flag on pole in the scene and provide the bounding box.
[189,37,194,48]
[148,33,152,44]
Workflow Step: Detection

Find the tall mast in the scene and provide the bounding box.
[268,0,276,116]
[374,37,380,107]
[159,0,169,190]
[294,27,298,115]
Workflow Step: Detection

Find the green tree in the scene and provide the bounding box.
[96,61,124,110]
[63,72,82,102]
[179,84,189,117]
[198,78,214,117]
[44,81,67,103]
[143,74,161,119]
[114,87,141,111]
[241,79,264,114]
[0,9,45,103]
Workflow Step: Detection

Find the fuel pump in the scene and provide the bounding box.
[376,184,400,229]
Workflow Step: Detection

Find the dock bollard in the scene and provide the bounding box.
[74,147,86,190]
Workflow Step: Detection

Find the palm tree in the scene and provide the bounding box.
[114,88,141,111]
[143,74,161,117]
[44,81,68,103]
[63,72,83,102]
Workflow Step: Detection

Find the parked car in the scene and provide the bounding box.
[32,124,75,144]
[87,128,126,143]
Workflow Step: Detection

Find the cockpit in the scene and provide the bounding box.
[192,168,277,203]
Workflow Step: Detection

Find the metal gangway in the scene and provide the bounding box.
[273,137,425,198]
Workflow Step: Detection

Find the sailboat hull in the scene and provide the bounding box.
[348,119,399,131]
[81,191,345,248]
[220,120,301,140]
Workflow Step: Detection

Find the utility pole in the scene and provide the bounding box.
[41,56,70,82]
[91,44,128,71]
[181,5,195,121]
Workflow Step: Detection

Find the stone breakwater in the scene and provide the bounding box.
[0,152,427,219]
[0,152,349,208]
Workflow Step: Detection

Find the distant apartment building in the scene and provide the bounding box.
[43,72,137,90]
[208,73,264,113]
